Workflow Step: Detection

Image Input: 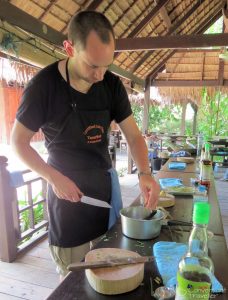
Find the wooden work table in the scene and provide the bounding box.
[47,160,228,300]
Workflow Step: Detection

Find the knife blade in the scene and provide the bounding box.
[68,256,154,271]
[80,196,112,208]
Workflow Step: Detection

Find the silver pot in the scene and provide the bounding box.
[120,206,166,240]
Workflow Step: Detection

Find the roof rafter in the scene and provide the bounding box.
[86,0,103,11]
[148,8,223,80]
[114,0,169,59]
[131,0,207,73]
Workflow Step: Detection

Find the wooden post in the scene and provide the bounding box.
[142,77,150,134]
[0,156,18,262]
[192,106,198,135]
[180,101,187,135]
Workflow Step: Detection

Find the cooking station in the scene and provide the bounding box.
[47,159,228,300]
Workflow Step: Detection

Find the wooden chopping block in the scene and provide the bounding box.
[85,248,144,295]
[177,157,194,163]
[158,191,175,207]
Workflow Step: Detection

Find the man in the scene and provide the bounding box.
[11,11,160,277]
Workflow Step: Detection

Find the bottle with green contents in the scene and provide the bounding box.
[175,202,214,300]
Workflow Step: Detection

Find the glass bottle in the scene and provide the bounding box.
[175,202,214,300]
[200,143,212,188]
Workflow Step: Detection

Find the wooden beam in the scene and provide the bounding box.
[0,0,66,46]
[86,0,104,10]
[131,0,206,72]
[180,101,187,135]
[127,0,169,38]
[151,79,228,87]
[201,52,205,81]
[0,24,65,67]
[115,33,228,52]
[147,9,223,80]
[142,78,150,134]
[218,58,225,85]
[109,64,144,87]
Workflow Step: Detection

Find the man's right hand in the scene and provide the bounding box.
[49,170,83,202]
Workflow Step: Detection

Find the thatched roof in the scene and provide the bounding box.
[152,49,228,105]
[0,0,227,103]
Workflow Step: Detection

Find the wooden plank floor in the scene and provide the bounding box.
[0,177,227,299]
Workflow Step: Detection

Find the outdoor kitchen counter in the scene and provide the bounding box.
[46,168,228,300]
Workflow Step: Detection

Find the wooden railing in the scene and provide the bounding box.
[0,156,48,262]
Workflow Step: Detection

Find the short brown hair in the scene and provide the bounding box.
[68,11,115,49]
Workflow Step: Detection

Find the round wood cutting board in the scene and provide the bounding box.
[85,248,144,295]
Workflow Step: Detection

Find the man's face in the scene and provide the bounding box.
[71,30,115,84]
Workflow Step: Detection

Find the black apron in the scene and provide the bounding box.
[47,60,112,247]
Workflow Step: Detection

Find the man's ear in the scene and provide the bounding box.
[63,40,74,57]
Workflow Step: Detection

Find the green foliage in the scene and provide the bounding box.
[19,191,44,234]
[148,104,182,133]
[131,104,143,130]
[197,88,228,139]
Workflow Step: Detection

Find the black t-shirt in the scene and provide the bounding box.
[17,61,132,171]
[16,61,132,247]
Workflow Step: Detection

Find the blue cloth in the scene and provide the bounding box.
[153,241,224,293]
[168,162,186,170]
[108,168,123,229]
[170,151,191,157]
[159,178,183,189]
[9,171,24,188]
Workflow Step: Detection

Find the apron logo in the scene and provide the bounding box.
[84,124,104,144]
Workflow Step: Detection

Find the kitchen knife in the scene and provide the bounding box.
[68,256,154,271]
[81,196,112,208]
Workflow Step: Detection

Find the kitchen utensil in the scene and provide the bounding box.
[84,248,145,295]
[143,209,157,220]
[120,206,165,239]
[68,255,154,271]
[120,206,192,240]
[81,196,111,208]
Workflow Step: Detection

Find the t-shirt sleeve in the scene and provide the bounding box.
[16,78,48,132]
[111,76,132,124]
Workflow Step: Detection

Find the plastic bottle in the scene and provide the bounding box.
[200,143,212,188]
[193,185,208,203]
[175,202,214,300]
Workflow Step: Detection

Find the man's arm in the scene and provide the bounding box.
[11,120,83,202]
[118,115,160,209]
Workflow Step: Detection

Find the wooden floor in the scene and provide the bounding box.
[0,177,227,300]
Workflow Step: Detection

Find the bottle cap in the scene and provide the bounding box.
[193,202,210,224]
[198,185,206,192]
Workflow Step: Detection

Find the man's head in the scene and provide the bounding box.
[68,11,115,51]
[64,11,115,84]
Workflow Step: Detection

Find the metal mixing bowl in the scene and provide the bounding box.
[120,206,165,240]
